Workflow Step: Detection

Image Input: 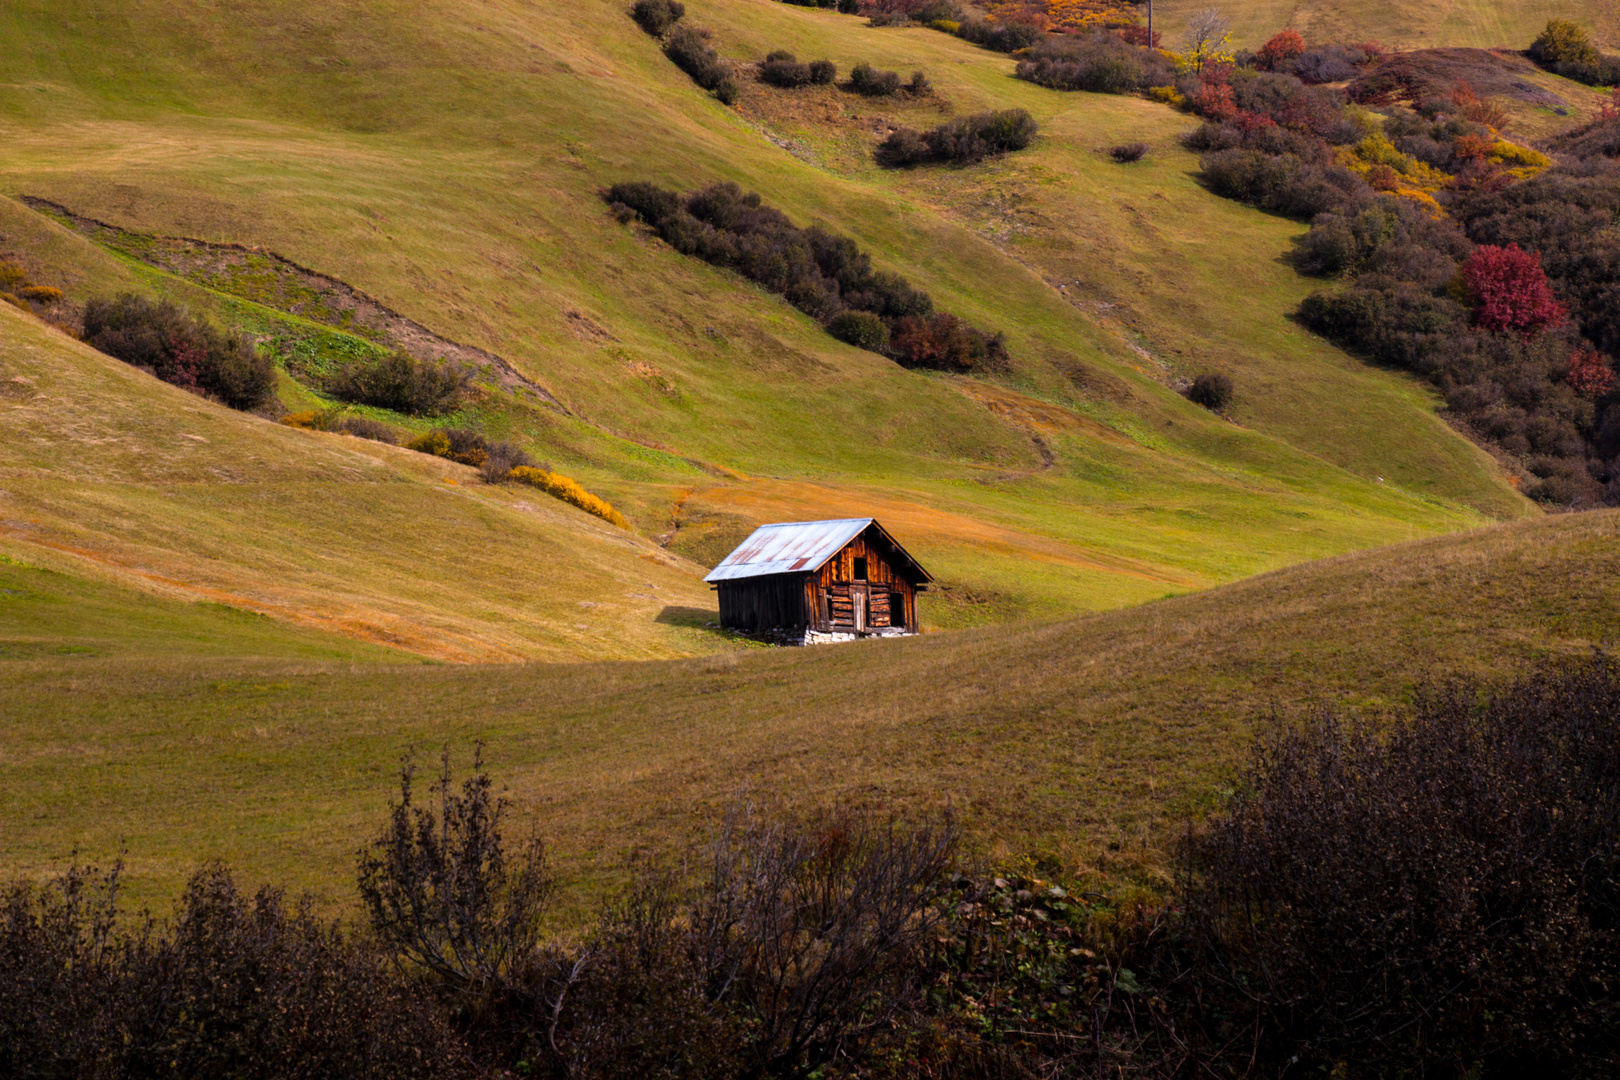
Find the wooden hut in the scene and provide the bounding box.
[705,518,932,644]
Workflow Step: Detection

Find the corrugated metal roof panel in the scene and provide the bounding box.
[703,519,872,583]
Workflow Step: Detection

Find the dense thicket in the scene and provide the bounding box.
[82,294,276,411]
[1185,658,1620,1074]
[1015,32,1174,93]
[1174,32,1620,505]
[874,109,1038,167]
[1528,18,1620,86]
[326,350,472,416]
[662,25,738,104]
[607,180,1007,372]
[758,50,836,88]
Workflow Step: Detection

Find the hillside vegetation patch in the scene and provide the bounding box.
[326,350,473,416]
[82,294,276,411]
[875,108,1039,167]
[607,180,1008,373]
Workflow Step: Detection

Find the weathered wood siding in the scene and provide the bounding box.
[810,532,915,633]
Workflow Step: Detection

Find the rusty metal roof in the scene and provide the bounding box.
[703,518,931,584]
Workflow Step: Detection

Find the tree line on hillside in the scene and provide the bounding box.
[607,180,1009,373]
[5,657,1620,1077]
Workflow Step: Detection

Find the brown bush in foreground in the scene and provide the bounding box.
[1185,658,1620,1075]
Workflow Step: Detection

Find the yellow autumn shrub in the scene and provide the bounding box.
[19,285,62,303]
[407,430,452,458]
[509,466,630,530]
[1489,140,1551,180]
[1148,85,1186,107]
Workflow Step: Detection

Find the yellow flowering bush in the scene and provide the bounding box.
[509,466,631,530]
[1147,85,1186,107]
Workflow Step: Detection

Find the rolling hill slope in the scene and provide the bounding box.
[3,507,1615,910]
[0,0,1541,651]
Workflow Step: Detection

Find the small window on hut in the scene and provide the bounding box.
[890,592,905,626]
[853,557,868,581]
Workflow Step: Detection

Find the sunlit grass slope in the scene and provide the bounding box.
[0,0,1535,643]
[3,509,1614,912]
[1158,0,1619,51]
[0,302,728,661]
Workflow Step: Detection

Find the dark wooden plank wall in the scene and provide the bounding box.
[717,573,813,632]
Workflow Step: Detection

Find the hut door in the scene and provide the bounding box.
[851,585,867,633]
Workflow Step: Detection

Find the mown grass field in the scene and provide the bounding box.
[3,508,1616,915]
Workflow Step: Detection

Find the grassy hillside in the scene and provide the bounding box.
[2,507,1614,912]
[1154,0,1620,51]
[0,0,1542,651]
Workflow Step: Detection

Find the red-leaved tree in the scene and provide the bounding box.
[1460,243,1566,336]
[1255,29,1306,71]
[1568,347,1617,398]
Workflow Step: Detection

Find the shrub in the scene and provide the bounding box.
[510,466,631,528]
[664,25,732,96]
[1290,43,1370,83]
[955,15,1043,53]
[18,285,61,304]
[1187,371,1234,410]
[1567,347,1617,398]
[1461,243,1566,336]
[1255,28,1305,71]
[1110,142,1149,162]
[631,0,685,36]
[81,293,275,410]
[1016,32,1173,94]
[334,415,399,443]
[478,439,534,482]
[358,748,552,993]
[809,58,836,84]
[0,260,26,292]
[877,110,1039,167]
[606,180,1005,373]
[849,61,902,95]
[1185,657,1620,1074]
[326,350,471,415]
[891,312,1008,372]
[1200,149,1365,218]
[827,310,890,352]
[759,51,814,87]
[279,408,340,431]
[0,861,471,1079]
[1529,18,1601,67]
[406,429,452,458]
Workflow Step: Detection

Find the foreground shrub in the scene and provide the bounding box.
[82,293,275,410]
[1185,657,1620,1074]
[510,466,631,528]
[1187,372,1234,410]
[606,179,1007,372]
[631,0,685,36]
[0,862,469,1079]
[359,748,552,994]
[876,109,1038,167]
[326,350,471,416]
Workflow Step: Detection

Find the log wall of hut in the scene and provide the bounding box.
[716,572,811,633]
[811,533,914,633]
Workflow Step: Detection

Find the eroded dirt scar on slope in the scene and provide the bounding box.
[20,196,566,410]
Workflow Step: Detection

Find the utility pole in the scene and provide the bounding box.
[1148,0,1154,47]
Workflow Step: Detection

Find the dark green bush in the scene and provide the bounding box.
[827,310,890,352]
[876,109,1038,168]
[664,25,734,101]
[955,15,1043,52]
[605,180,1005,372]
[1187,372,1234,410]
[809,59,837,84]
[848,62,902,96]
[631,0,685,36]
[326,350,470,416]
[759,52,816,88]
[1200,148,1364,219]
[81,294,276,411]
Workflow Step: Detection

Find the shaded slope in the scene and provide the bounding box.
[3,508,1614,908]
